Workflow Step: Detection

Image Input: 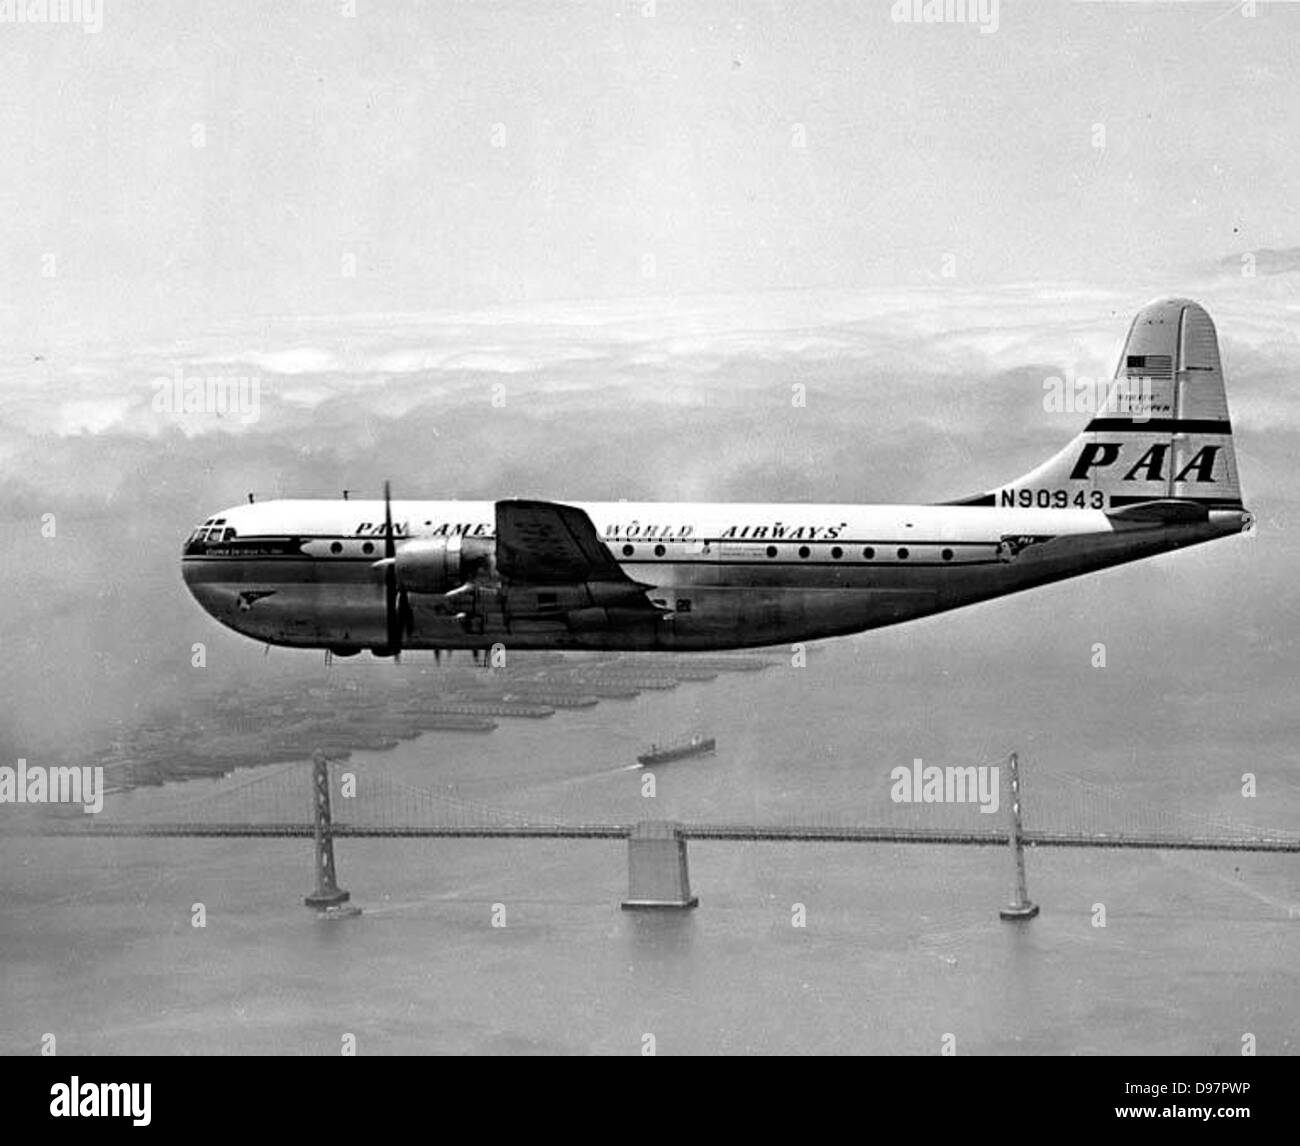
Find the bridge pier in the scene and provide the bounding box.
[621,821,699,909]
[999,752,1039,921]
[304,750,352,910]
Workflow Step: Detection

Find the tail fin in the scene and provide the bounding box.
[962,298,1244,512]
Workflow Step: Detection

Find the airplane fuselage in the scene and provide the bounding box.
[181,497,1247,653]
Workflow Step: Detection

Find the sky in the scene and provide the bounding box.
[0,1,1298,764]
[1,1,1298,340]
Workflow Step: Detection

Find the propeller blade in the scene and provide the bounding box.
[383,481,402,659]
[383,481,396,560]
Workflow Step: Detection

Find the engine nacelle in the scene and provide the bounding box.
[392,535,494,594]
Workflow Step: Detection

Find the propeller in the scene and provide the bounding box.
[380,481,413,659]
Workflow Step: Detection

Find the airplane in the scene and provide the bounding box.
[182,297,1252,656]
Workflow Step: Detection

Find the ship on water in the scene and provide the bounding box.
[636,733,716,767]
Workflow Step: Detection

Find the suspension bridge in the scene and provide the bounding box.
[35,751,1300,917]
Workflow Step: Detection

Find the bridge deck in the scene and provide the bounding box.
[31,822,1300,851]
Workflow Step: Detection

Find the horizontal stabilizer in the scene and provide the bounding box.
[1105,498,1210,524]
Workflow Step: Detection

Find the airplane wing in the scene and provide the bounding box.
[494,499,643,586]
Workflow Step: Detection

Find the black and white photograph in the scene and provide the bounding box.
[1,0,1297,1095]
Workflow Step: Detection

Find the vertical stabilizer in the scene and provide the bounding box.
[971,298,1242,511]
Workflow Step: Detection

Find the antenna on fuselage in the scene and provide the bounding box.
[248,493,255,504]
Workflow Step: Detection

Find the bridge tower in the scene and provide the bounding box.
[621,821,699,909]
[304,750,351,909]
[999,751,1039,921]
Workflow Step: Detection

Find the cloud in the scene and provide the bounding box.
[1,279,1297,761]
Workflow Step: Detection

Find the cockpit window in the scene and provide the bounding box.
[185,522,235,553]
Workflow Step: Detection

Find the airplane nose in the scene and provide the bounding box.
[180,528,223,615]
[181,530,204,589]
[180,547,208,605]
[181,553,241,636]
